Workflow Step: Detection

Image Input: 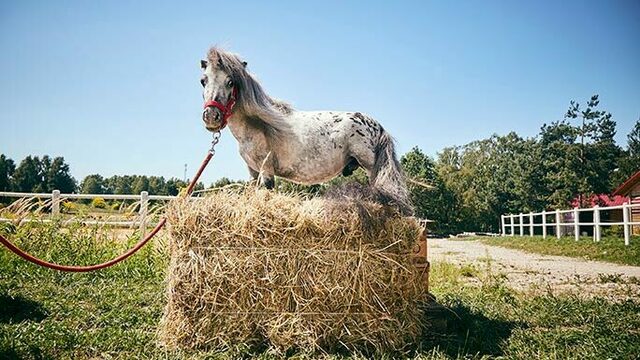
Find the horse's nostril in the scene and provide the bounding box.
[203,107,222,125]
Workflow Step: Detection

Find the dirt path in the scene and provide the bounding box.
[428,238,640,300]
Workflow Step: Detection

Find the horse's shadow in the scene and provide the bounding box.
[0,294,48,324]
[420,301,524,357]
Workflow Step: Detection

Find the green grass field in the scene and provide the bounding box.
[1,222,639,359]
[473,235,640,266]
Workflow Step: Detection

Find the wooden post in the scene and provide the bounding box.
[529,212,534,236]
[51,190,60,217]
[593,205,601,242]
[139,191,149,238]
[574,207,580,241]
[623,202,630,246]
[510,214,515,236]
[556,209,561,239]
[501,215,506,236]
[542,210,547,239]
[519,213,524,236]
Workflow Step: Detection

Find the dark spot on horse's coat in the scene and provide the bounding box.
[356,130,365,137]
[350,134,355,137]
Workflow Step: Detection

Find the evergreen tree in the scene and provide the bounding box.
[46,157,77,193]
[0,154,16,191]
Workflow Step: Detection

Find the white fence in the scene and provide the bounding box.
[0,190,177,234]
[501,202,640,246]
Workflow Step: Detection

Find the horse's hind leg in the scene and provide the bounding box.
[342,157,360,177]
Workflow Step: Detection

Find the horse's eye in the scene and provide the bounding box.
[200,77,206,87]
[226,79,233,88]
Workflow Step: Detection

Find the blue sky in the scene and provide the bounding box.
[1,0,639,186]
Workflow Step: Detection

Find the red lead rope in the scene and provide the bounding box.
[0,150,215,272]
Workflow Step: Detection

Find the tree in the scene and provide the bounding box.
[401,147,460,234]
[132,176,150,194]
[0,154,16,191]
[148,176,167,194]
[80,174,106,194]
[166,178,188,196]
[46,157,77,193]
[628,118,640,158]
[612,119,640,188]
[564,95,620,200]
[13,156,43,192]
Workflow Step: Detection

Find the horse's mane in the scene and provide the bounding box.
[207,47,292,128]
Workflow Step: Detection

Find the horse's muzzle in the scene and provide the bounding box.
[202,106,223,131]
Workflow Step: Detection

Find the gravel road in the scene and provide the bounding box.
[428,238,640,300]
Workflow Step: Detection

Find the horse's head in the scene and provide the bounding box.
[200,53,247,132]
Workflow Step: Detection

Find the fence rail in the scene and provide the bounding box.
[0,190,178,233]
[500,202,640,246]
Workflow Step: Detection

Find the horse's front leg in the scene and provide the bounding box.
[248,166,275,189]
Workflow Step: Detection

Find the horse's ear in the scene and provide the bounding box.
[242,61,247,68]
[200,60,208,69]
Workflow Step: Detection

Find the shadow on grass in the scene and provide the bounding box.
[0,294,48,324]
[420,301,524,357]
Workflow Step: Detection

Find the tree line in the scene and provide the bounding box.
[0,156,200,196]
[402,95,639,234]
[1,95,638,234]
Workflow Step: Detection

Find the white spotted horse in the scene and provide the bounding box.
[200,47,412,215]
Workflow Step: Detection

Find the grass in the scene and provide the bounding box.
[471,235,640,266]
[1,222,639,359]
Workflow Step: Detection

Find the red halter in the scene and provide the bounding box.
[203,87,238,130]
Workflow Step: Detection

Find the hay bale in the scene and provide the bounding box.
[159,188,427,354]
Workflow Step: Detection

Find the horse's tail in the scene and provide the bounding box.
[371,130,413,215]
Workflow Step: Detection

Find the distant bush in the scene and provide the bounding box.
[91,197,107,209]
[111,202,121,211]
[602,225,624,238]
[61,201,78,214]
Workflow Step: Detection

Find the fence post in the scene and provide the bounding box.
[573,207,580,241]
[519,213,524,236]
[51,190,60,217]
[623,202,630,246]
[510,215,515,236]
[593,205,601,242]
[139,191,149,237]
[542,210,547,239]
[555,209,561,239]
[528,212,533,236]
[501,215,505,236]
